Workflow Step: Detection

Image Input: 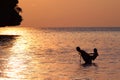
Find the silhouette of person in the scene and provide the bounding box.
[91,48,99,60]
[76,47,99,64]
[76,47,92,64]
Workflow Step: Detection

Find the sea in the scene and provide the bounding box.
[0,27,120,80]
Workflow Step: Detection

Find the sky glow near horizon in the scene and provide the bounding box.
[19,0,120,27]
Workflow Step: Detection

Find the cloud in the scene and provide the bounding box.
[0,0,22,27]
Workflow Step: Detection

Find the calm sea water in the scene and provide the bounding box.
[0,27,120,80]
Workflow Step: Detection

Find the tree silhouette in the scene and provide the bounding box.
[0,0,22,27]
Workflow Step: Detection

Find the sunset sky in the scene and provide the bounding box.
[19,0,120,27]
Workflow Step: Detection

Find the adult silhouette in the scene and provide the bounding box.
[76,47,99,64]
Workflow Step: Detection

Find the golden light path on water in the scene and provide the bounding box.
[0,27,75,80]
[0,27,120,80]
[0,27,33,80]
[0,27,56,80]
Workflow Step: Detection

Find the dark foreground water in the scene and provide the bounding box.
[0,27,120,80]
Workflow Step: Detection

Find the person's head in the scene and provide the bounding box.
[76,47,81,51]
[94,48,97,52]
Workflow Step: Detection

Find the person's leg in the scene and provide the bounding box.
[85,57,92,64]
[81,53,92,64]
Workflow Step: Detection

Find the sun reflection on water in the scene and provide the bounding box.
[0,27,33,79]
[0,27,120,80]
[0,27,27,35]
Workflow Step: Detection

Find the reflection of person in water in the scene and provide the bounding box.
[76,47,99,64]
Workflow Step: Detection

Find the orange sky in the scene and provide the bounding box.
[19,0,120,27]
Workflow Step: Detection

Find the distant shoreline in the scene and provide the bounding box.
[41,27,120,31]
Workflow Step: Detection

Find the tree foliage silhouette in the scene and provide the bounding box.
[0,0,22,27]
